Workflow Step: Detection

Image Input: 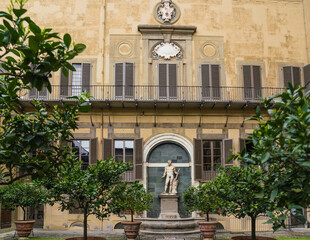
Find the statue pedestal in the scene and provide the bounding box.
[159,194,180,219]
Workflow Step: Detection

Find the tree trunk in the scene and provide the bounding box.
[206,212,210,222]
[83,208,88,240]
[131,209,134,222]
[251,216,256,240]
[22,207,26,221]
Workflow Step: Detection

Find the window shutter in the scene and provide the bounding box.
[169,64,177,98]
[82,63,91,93]
[60,69,69,97]
[239,138,246,153]
[223,138,233,167]
[125,63,134,98]
[102,138,113,160]
[134,138,143,180]
[194,139,203,181]
[115,63,124,97]
[253,66,261,99]
[243,65,252,99]
[283,66,292,88]
[159,63,167,98]
[293,67,301,86]
[201,64,210,98]
[303,64,310,93]
[211,64,220,98]
[90,138,98,165]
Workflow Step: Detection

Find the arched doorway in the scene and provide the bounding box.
[146,141,191,218]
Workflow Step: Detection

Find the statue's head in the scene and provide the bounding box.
[168,160,172,166]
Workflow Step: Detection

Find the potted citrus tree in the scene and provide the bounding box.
[183,181,222,240]
[0,180,47,237]
[111,181,153,240]
[213,166,276,240]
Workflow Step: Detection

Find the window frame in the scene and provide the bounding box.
[113,139,135,171]
[200,63,221,99]
[202,139,222,172]
[72,139,91,170]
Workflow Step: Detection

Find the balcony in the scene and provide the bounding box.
[20,85,285,109]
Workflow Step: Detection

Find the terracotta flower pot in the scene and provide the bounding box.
[65,237,106,240]
[198,221,218,240]
[14,220,36,237]
[230,236,276,240]
[121,221,142,240]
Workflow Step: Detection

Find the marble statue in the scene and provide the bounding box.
[162,160,180,194]
[158,0,175,23]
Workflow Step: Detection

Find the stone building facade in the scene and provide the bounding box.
[0,0,309,233]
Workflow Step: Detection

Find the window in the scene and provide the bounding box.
[72,140,90,170]
[194,138,233,181]
[114,140,134,170]
[240,138,254,154]
[115,62,134,99]
[158,63,177,99]
[202,140,222,171]
[29,86,48,99]
[60,63,91,97]
[282,66,301,88]
[201,64,220,99]
[242,65,262,100]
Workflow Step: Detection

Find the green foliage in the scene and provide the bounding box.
[111,181,153,222]
[231,85,310,229]
[0,0,89,185]
[40,158,130,240]
[183,181,222,221]
[213,166,276,240]
[0,180,47,220]
[0,0,86,92]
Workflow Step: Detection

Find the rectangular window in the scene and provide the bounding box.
[201,64,220,99]
[243,65,262,100]
[283,66,301,88]
[72,140,90,170]
[202,140,222,171]
[60,63,91,97]
[29,86,48,100]
[115,62,134,99]
[158,63,177,99]
[114,140,134,171]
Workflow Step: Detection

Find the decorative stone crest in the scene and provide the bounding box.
[152,42,183,60]
[153,0,180,24]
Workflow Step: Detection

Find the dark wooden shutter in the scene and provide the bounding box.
[125,63,134,98]
[211,64,220,98]
[169,64,177,98]
[253,66,261,99]
[102,138,113,160]
[283,66,292,88]
[115,63,123,97]
[194,139,203,181]
[82,63,91,93]
[223,139,233,167]
[303,64,310,93]
[293,67,301,86]
[134,138,143,180]
[243,65,252,99]
[159,63,167,98]
[1,209,11,229]
[201,64,210,98]
[90,138,98,165]
[60,69,69,97]
[239,138,246,153]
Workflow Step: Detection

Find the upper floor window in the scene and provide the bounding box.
[282,66,301,88]
[60,63,91,97]
[72,140,90,170]
[242,65,262,100]
[158,63,177,99]
[115,62,134,99]
[201,64,220,99]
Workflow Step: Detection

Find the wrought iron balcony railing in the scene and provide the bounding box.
[20,85,285,102]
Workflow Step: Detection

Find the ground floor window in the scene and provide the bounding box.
[202,140,222,171]
[72,140,90,170]
[114,140,134,171]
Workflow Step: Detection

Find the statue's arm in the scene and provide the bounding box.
[162,167,167,178]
